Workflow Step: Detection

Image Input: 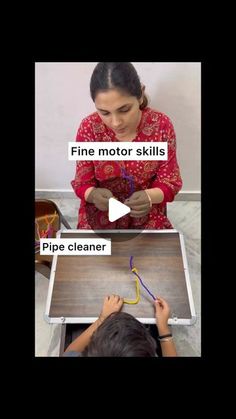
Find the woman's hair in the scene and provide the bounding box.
[90,62,148,110]
[82,312,157,357]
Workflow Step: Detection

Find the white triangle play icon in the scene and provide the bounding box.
[108,198,130,222]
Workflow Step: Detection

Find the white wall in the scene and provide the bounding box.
[35,62,201,192]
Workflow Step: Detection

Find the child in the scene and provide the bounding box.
[63,295,177,357]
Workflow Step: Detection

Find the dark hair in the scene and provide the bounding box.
[82,312,157,357]
[90,62,148,110]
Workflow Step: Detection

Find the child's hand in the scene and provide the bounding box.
[154,296,171,334]
[99,295,123,321]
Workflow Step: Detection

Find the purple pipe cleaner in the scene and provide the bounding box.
[130,256,156,300]
[121,167,135,198]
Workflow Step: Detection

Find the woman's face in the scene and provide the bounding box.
[95,89,142,138]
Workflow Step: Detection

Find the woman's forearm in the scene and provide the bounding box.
[145,188,164,204]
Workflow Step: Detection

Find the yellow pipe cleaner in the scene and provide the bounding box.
[124,267,140,304]
[45,212,57,225]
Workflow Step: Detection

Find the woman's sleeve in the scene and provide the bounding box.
[150,116,183,204]
[71,119,98,200]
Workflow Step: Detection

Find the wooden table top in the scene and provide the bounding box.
[47,231,192,322]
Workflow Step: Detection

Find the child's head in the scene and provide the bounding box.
[82,312,157,357]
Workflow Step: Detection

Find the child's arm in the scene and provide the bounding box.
[64,295,123,353]
[154,297,177,357]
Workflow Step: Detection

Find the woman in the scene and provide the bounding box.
[71,62,182,229]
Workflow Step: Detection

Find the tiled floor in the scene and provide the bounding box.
[35,198,201,357]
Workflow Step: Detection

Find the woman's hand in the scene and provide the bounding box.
[87,187,113,211]
[124,190,152,218]
[99,295,124,322]
[154,296,171,335]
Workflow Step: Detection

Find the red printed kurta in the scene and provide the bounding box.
[71,107,182,229]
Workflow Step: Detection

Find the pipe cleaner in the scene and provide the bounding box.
[129,256,156,301]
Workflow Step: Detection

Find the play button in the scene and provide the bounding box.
[108,198,130,222]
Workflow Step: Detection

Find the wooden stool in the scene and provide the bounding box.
[35,199,71,279]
